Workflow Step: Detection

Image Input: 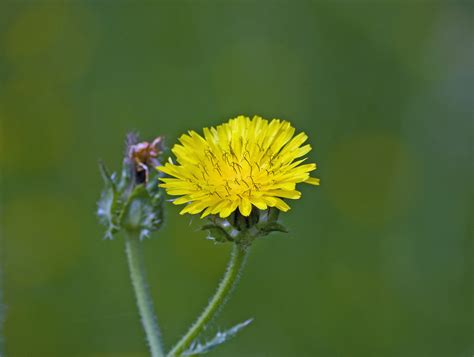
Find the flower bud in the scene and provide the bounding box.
[97,133,165,240]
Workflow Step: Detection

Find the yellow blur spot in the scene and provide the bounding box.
[4,3,67,59]
[0,81,73,172]
[4,2,99,84]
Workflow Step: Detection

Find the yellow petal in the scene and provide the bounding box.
[272,197,290,212]
[250,197,267,210]
[239,197,252,216]
[219,200,239,218]
[305,177,320,185]
[267,190,301,199]
[173,196,192,205]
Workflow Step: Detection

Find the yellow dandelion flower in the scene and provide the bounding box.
[158,115,320,219]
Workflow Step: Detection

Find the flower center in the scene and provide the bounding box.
[195,140,279,200]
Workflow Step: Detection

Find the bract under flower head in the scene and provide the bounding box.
[158,115,319,218]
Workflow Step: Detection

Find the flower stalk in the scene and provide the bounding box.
[98,133,166,357]
[167,243,249,356]
[125,231,164,357]
[0,270,4,355]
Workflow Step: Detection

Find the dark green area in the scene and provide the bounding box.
[0,1,472,356]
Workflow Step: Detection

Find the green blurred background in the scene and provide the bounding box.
[0,1,472,356]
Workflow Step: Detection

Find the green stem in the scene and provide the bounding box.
[168,244,249,357]
[125,232,164,357]
[0,269,4,355]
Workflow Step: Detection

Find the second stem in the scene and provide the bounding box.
[125,232,164,357]
[168,243,249,356]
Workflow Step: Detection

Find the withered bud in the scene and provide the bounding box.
[127,135,164,184]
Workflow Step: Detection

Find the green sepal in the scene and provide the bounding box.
[267,207,280,222]
[117,158,134,193]
[258,222,288,234]
[201,224,232,243]
[97,161,122,239]
[120,183,164,240]
[201,207,288,247]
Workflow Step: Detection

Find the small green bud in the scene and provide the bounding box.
[97,133,165,240]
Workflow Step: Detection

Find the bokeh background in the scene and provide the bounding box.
[0,1,472,356]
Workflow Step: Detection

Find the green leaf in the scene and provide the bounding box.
[120,185,163,239]
[183,318,253,356]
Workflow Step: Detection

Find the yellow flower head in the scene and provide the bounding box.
[158,115,320,219]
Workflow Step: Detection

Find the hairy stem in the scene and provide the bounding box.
[0,269,4,355]
[125,232,164,357]
[168,244,249,356]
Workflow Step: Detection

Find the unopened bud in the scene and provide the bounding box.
[97,133,165,240]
